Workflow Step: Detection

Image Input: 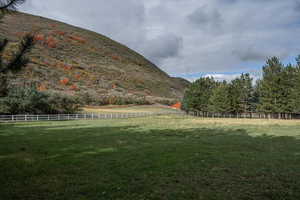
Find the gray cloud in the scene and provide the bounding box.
[141,33,183,64]
[187,5,223,31]
[19,0,300,77]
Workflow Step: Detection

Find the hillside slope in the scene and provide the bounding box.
[0,12,190,103]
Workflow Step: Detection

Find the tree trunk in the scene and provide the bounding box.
[0,74,8,97]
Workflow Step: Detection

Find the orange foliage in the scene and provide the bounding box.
[37,84,47,91]
[63,65,72,71]
[68,35,86,44]
[50,24,57,28]
[171,102,182,110]
[43,61,51,66]
[53,30,66,36]
[60,78,70,85]
[46,36,57,48]
[75,74,81,80]
[70,84,79,91]
[111,55,121,61]
[34,34,45,42]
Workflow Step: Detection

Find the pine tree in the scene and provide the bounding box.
[209,81,231,114]
[258,57,284,116]
[182,77,216,112]
[0,0,34,97]
[0,0,25,19]
[291,56,300,113]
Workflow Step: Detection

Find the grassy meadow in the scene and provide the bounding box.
[0,115,300,200]
[82,105,179,114]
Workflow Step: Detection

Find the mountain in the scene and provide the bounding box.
[0,12,190,104]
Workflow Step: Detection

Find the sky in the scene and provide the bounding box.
[20,0,300,82]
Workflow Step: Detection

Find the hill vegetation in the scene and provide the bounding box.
[0,12,190,107]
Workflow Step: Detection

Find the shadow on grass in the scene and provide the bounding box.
[0,123,300,200]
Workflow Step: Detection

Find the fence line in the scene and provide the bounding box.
[2,111,299,123]
[187,111,300,120]
[0,111,185,122]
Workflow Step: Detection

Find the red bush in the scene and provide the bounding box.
[68,35,86,44]
[111,55,121,61]
[46,36,57,48]
[60,78,70,85]
[70,84,79,91]
[171,102,182,110]
[75,74,81,80]
[53,30,66,36]
[63,65,72,71]
[34,34,45,42]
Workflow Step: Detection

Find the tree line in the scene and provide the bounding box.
[183,56,300,118]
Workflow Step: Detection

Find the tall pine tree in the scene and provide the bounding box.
[258,57,285,116]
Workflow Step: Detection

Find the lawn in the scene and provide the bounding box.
[82,105,180,114]
[0,116,300,200]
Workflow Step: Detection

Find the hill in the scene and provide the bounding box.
[0,12,190,104]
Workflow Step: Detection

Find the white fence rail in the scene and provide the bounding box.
[0,111,185,122]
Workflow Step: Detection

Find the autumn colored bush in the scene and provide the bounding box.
[75,74,81,80]
[46,36,57,48]
[111,55,121,61]
[53,30,66,36]
[63,65,72,71]
[68,35,86,44]
[37,84,47,92]
[34,34,45,42]
[42,61,51,66]
[70,84,79,91]
[171,102,182,109]
[60,78,70,85]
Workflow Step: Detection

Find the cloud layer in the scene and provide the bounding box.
[20,0,300,78]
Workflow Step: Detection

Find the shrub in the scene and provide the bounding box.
[60,78,70,85]
[0,86,52,114]
[47,92,80,114]
[34,34,45,42]
[68,35,86,44]
[0,86,81,114]
[46,36,57,48]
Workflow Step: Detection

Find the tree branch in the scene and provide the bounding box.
[0,0,25,11]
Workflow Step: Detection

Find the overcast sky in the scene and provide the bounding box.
[20,0,300,81]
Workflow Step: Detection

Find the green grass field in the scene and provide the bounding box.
[1,116,300,200]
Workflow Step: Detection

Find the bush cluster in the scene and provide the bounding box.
[0,86,80,114]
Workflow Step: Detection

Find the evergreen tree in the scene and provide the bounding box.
[182,77,216,112]
[209,81,231,114]
[0,0,34,97]
[291,56,300,113]
[0,0,25,19]
[257,57,285,114]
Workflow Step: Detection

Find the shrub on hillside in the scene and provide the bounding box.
[0,86,80,114]
[0,86,51,114]
[46,92,80,114]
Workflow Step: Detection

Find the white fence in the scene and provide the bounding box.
[0,111,185,122]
